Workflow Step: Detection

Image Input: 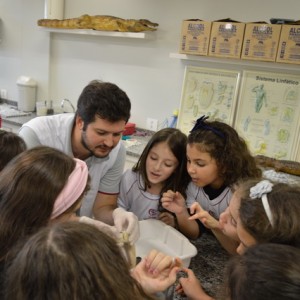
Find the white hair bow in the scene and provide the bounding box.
[249,180,274,227]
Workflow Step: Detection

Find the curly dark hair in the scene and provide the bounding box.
[188,119,262,186]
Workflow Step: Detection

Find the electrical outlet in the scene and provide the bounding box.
[0,89,7,99]
[146,118,158,131]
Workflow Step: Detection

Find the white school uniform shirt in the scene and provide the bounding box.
[19,113,125,217]
[186,181,232,219]
[118,169,160,220]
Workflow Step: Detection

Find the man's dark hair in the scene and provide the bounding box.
[76,80,131,129]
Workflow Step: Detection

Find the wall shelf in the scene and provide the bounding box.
[169,53,300,73]
[39,27,154,39]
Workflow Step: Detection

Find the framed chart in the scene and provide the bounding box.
[234,70,300,160]
[177,66,240,135]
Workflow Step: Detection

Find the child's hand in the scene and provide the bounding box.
[158,212,176,227]
[177,268,214,300]
[131,249,182,294]
[161,190,186,214]
[189,202,220,230]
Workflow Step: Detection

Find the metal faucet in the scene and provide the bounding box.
[61,98,75,113]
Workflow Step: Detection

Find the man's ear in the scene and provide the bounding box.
[76,115,84,130]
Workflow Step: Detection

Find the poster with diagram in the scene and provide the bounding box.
[234,70,300,160]
[177,66,240,135]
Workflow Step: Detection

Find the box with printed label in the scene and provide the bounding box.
[241,22,282,62]
[179,19,212,56]
[276,22,300,64]
[208,19,245,59]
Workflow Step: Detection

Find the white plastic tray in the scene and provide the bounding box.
[136,219,197,267]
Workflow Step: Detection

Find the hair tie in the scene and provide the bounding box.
[190,115,225,139]
[249,180,274,226]
[51,158,88,219]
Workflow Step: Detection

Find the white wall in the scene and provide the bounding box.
[1,0,299,128]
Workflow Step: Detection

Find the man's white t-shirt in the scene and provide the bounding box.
[19,113,125,217]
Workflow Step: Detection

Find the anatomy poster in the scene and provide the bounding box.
[235,70,300,160]
[177,66,240,135]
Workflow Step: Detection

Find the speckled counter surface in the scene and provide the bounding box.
[173,232,230,300]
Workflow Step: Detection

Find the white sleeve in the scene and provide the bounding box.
[18,126,42,148]
[98,143,126,194]
[117,169,132,211]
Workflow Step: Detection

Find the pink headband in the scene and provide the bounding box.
[51,158,88,219]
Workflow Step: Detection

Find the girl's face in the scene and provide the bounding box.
[236,218,257,255]
[186,143,223,189]
[146,141,179,187]
[219,192,240,242]
[220,190,257,255]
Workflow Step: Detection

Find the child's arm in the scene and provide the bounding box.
[189,203,238,254]
[176,268,214,300]
[161,190,200,239]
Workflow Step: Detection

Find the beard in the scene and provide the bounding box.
[81,130,112,158]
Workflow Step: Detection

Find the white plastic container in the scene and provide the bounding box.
[136,219,197,267]
[17,76,37,112]
[44,0,64,19]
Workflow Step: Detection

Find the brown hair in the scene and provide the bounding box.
[0,146,77,262]
[76,80,131,130]
[133,127,190,197]
[0,130,26,171]
[188,119,262,186]
[237,178,300,247]
[224,243,300,300]
[4,222,156,300]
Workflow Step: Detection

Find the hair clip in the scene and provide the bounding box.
[190,115,225,139]
[249,180,273,199]
[250,180,274,227]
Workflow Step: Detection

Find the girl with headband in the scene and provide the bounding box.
[0,146,124,292]
[161,116,261,252]
[224,178,300,254]
[176,179,300,300]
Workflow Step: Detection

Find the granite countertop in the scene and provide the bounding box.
[0,102,36,126]
[172,233,229,300]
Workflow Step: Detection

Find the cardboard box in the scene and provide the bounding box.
[179,19,212,56]
[208,19,245,59]
[276,21,300,64]
[241,22,282,62]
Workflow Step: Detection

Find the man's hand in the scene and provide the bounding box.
[112,207,139,244]
[79,216,122,242]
